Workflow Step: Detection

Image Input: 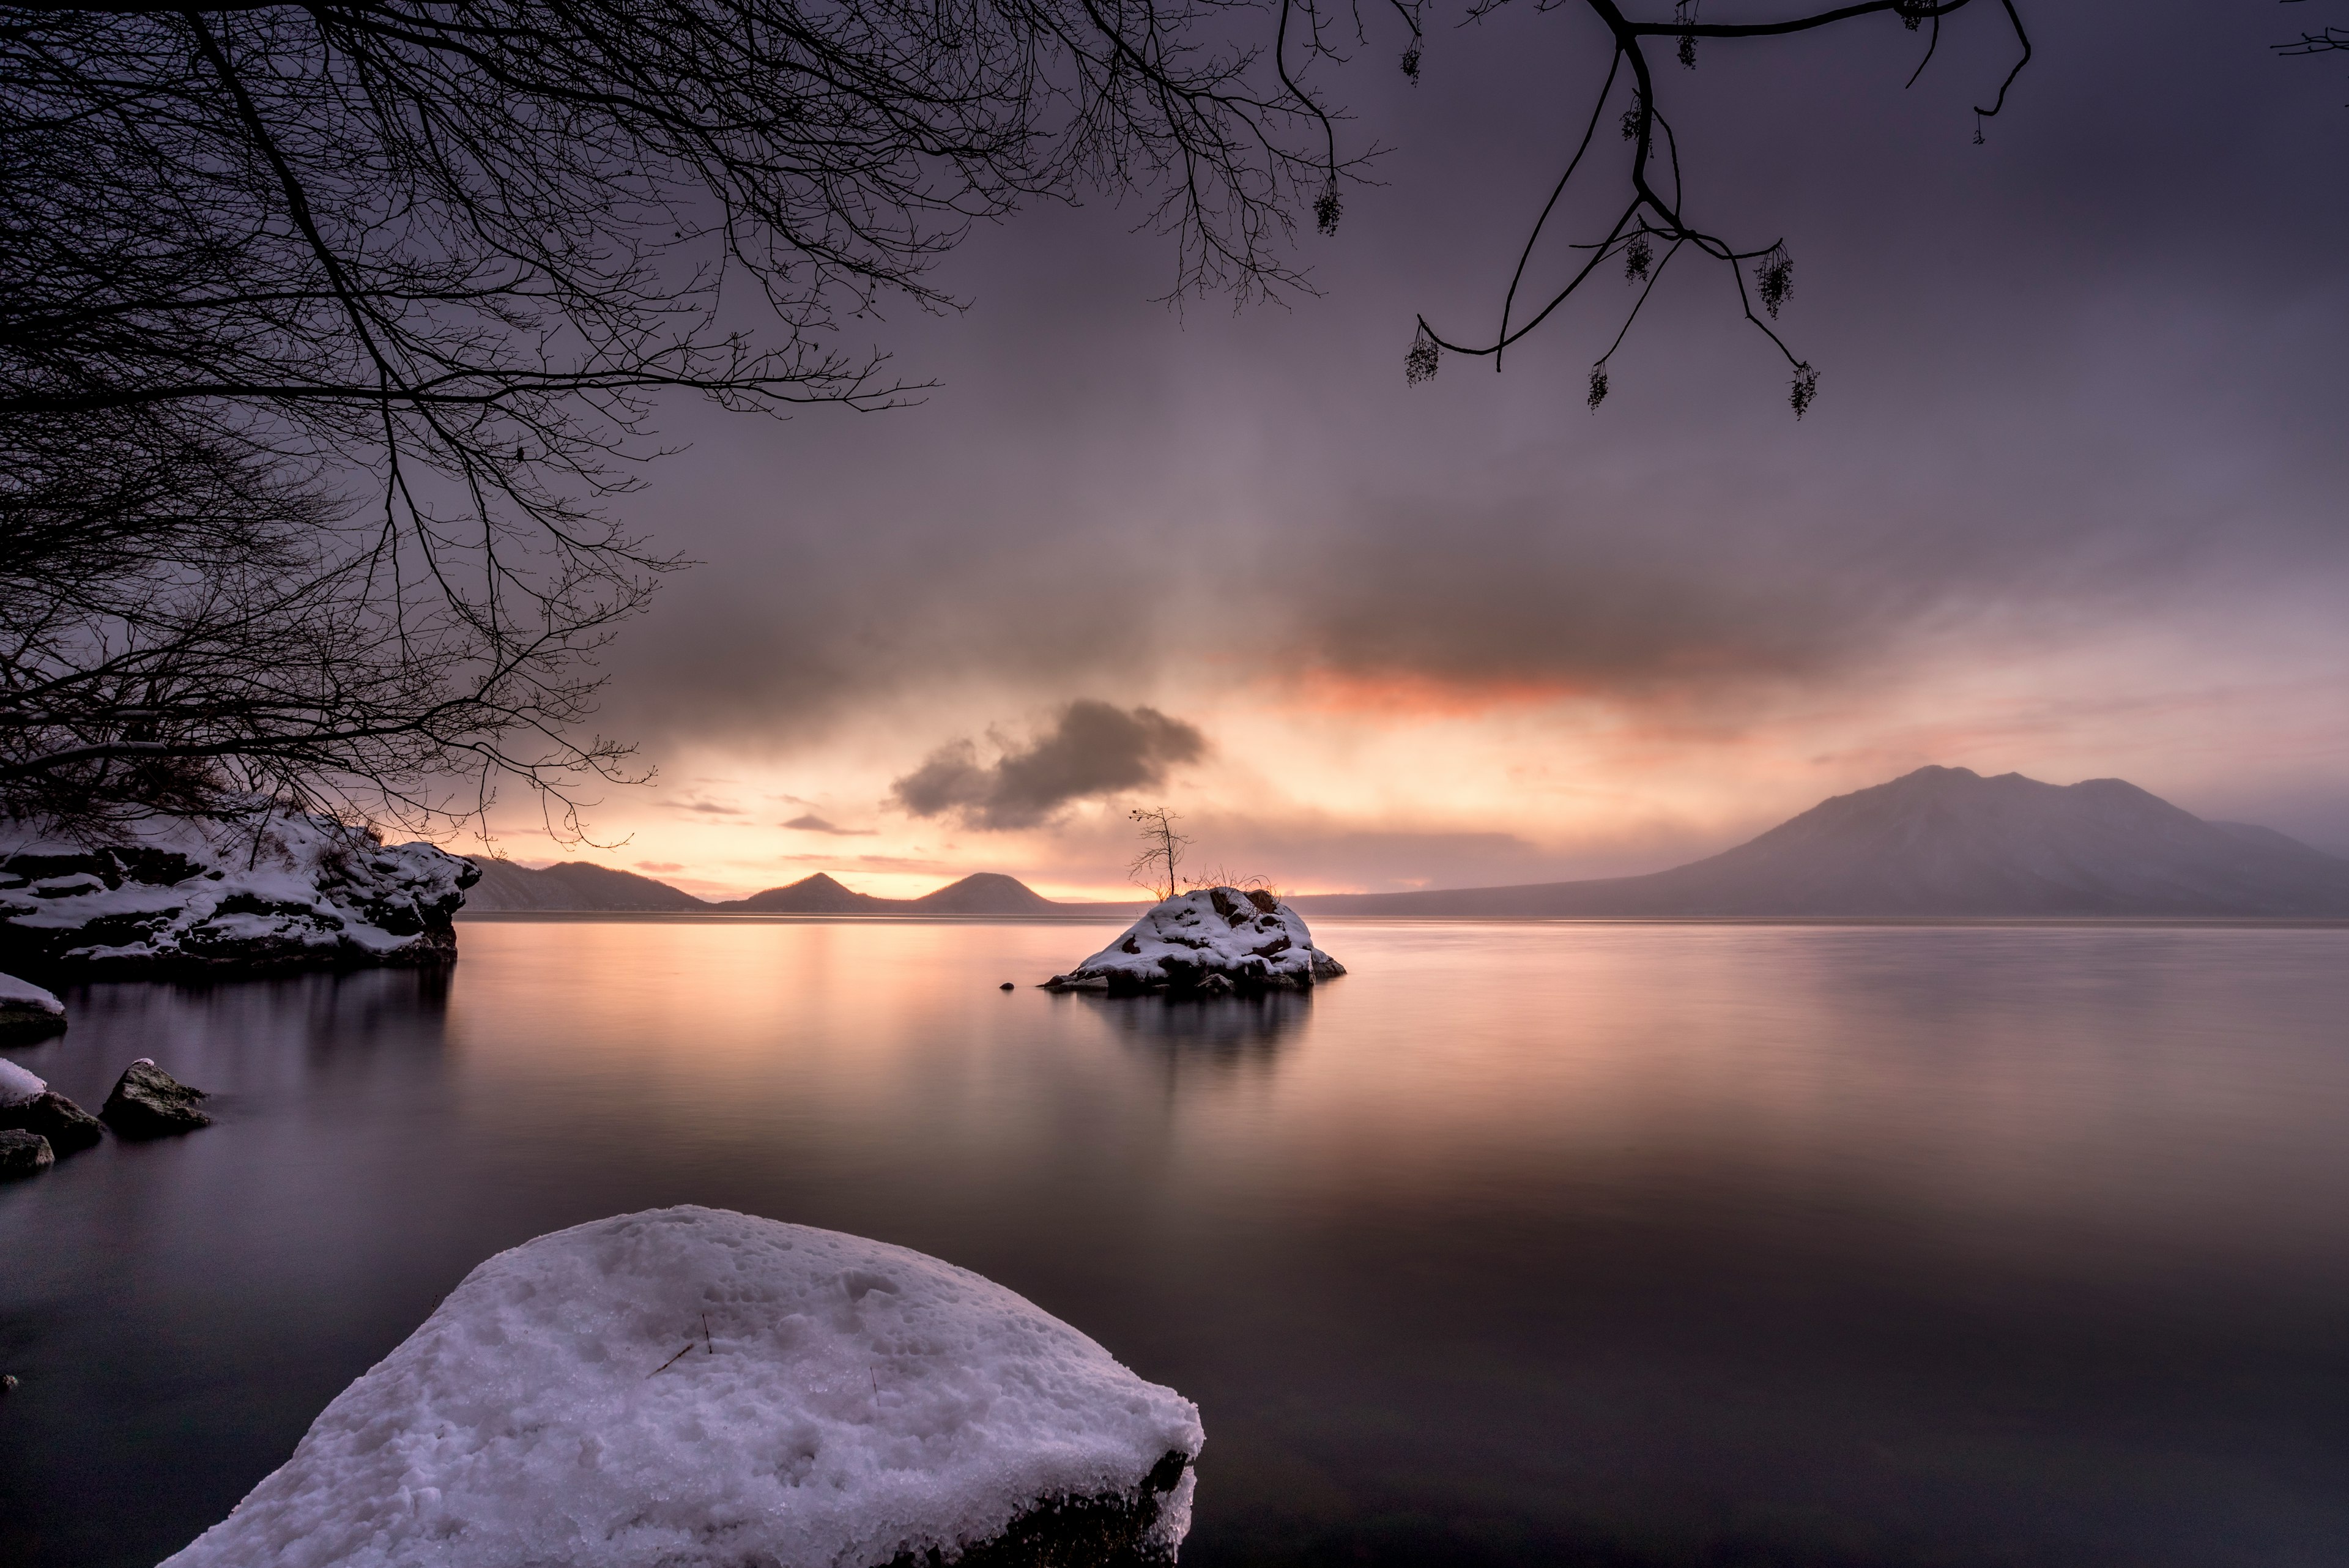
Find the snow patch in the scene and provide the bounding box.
[1045,886,1345,994]
[164,1206,1203,1568]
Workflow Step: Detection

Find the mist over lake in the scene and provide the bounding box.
[7,916,2349,1568]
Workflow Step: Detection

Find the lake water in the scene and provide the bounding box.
[5,918,2349,1568]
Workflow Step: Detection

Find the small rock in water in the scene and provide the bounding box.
[1000,981,1015,991]
[0,1128,54,1178]
[0,1090,103,1154]
[100,1061,212,1139]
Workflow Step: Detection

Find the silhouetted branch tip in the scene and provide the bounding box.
[1406,327,1440,385]
[1754,245,1795,319]
[1790,363,1819,419]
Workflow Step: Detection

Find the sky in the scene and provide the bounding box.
[481,0,2349,901]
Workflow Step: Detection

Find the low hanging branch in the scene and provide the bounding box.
[1402,0,2032,415]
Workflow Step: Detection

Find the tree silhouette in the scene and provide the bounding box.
[1,0,2067,837]
[0,0,1348,834]
[1127,808,1193,902]
[1398,0,2032,415]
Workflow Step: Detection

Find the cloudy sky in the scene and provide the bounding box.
[486,0,2349,899]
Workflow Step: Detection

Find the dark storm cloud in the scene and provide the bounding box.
[587,0,2349,823]
[891,701,1209,829]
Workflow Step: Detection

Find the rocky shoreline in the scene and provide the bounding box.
[0,812,477,983]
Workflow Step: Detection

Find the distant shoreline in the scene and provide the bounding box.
[453,908,1141,924]
[453,910,2349,929]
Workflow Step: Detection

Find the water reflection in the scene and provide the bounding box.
[28,967,452,1111]
[1073,987,1313,1055]
[4,920,2349,1568]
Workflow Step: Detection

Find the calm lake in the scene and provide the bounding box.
[4,918,2349,1567]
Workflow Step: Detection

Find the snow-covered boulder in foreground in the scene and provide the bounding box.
[0,811,478,980]
[1045,886,1346,995]
[0,970,64,1041]
[165,1206,1204,1568]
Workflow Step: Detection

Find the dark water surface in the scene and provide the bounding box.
[5,920,2349,1567]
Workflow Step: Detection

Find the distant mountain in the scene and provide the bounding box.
[716,871,1105,915]
[464,860,711,912]
[717,872,892,913]
[1294,767,2349,918]
[902,872,1067,915]
[461,863,1121,916]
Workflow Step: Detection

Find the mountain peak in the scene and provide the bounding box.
[1297,767,2349,918]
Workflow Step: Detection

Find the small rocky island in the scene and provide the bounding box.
[1045,886,1345,995]
[164,1206,1203,1568]
[0,809,477,980]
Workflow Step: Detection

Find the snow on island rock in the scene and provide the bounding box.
[0,970,65,1041]
[0,811,478,980]
[164,1206,1204,1568]
[1044,886,1346,995]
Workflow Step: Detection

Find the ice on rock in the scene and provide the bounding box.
[1044,886,1346,994]
[0,809,478,979]
[163,1206,1204,1568]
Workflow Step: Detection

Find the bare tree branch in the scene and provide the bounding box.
[1402,0,2031,415]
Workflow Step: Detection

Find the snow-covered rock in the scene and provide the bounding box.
[0,970,64,1041]
[1044,886,1346,995]
[0,1055,103,1153]
[0,811,479,979]
[164,1206,1204,1568]
[0,1055,43,1107]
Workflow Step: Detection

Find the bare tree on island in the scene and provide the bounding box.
[1128,809,1193,904]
